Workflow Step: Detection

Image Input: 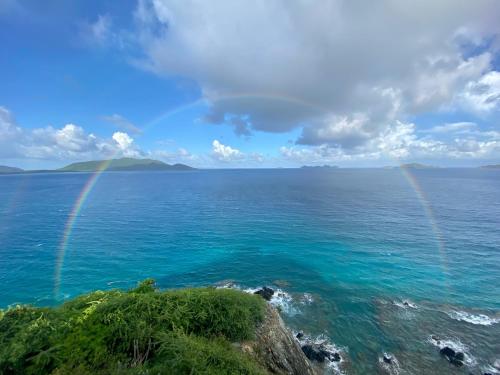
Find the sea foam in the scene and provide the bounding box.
[446,310,499,326]
[427,335,477,367]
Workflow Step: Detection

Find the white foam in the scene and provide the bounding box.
[393,299,417,309]
[300,293,314,305]
[483,364,500,375]
[295,333,347,375]
[217,283,307,316]
[378,352,401,375]
[446,310,499,326]
[427,335,477,367]
[269,289,300,316]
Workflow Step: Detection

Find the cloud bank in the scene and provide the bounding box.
[131,0,500,161]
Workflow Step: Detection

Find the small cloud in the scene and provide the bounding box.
[422,122,477,134]
[211,139,243,162]
[101,114,142,134]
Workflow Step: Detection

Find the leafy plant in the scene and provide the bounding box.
[0,280,266,375]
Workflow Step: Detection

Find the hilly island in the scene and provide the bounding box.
[0,158,194,174]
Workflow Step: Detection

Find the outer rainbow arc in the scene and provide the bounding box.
[53,93,450,298]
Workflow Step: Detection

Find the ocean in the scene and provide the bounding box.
[0,168,499,374]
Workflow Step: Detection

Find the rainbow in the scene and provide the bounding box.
[53,93,449,297]
[398,166,449,277]
[53,159,114,298]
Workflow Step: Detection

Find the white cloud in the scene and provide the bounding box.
[459,71,500,113]
[0,107,141,161]
[422,122,478,134]
[131,0,500,150]
[211,139,242,162]
[281,120,500,164]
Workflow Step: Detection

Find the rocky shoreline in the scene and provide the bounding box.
[246,286,344,375]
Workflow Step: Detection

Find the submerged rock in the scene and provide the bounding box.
[439,346,464,367]
[383,354,392,364]
[254,286,275,301]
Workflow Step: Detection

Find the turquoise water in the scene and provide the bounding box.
[1,169,499,374]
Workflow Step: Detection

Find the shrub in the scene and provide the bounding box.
[0,280,266,375]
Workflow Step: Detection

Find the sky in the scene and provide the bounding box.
[1,0,500,169]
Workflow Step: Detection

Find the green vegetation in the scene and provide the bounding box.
[58,158,194,172]
[0,280,266,375]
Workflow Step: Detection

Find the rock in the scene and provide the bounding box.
[383,354,392,364]
[241,305,317,375]
[450,358,463,367]
[301,344,328,362]
[403,301,410,307]
[439,346,465,367]
[296,331,304,340]
[440,346,456,359]
[254,287,274,301]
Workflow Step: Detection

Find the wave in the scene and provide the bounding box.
[446,310,499,326]
[427,335,477,367]
[393,299,417,309]
[483,364,500,375]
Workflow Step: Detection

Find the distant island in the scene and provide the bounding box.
[300,165,338,169]
[0,158,194,174]
[480,164,500,169]
[394,163,438,169]
[58,157,194,172]
[0,165,23,173]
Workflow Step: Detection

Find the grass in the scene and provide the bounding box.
[0,279,267,375]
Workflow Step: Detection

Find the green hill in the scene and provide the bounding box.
[58,158,194,172]
[0,165,23,174]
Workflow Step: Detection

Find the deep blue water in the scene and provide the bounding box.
[1,169,499,374]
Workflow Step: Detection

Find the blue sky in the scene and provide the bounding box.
[1,0,499,169]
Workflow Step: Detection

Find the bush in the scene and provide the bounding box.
[0,280,266,375]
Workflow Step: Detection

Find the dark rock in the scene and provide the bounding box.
[254,287,274,301]
[383,354,392,364]
[301,344,328,362]
[440,346,456,359]
[296,331,304,340]
[331,352,341,362]
[440,347,465,367]
[450,358,463,367]
[403,301,410,307]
